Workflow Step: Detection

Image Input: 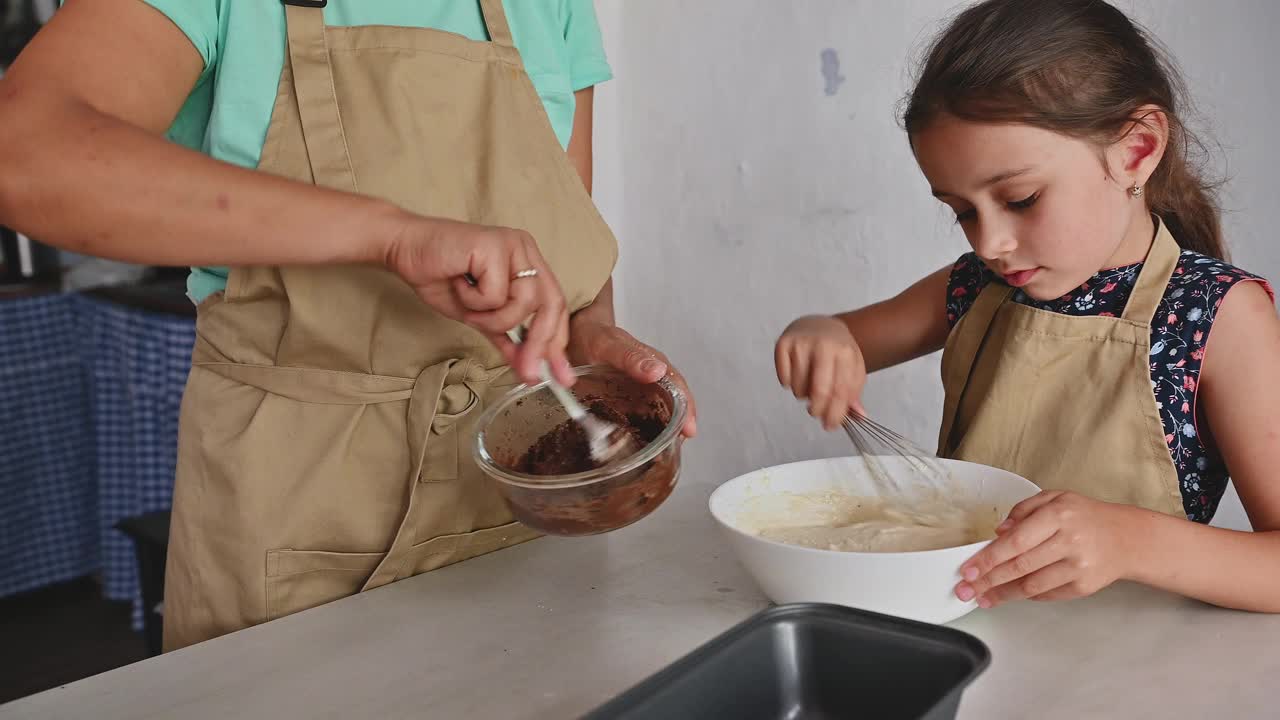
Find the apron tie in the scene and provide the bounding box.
[363,358,508,591]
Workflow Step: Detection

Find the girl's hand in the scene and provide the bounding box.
[955,490,1139,608]
[775,316,867,430]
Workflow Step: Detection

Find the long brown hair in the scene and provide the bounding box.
[902,0,1225,259]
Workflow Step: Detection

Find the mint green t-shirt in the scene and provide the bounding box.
[140,0,612,303]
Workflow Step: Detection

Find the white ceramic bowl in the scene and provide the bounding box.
[709,456,1041,624]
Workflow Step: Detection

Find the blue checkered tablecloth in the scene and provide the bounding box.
[0,293,97,597]
[75,295,193,627]
[1,292,194,629]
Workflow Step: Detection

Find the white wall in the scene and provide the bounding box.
[593,0,1279,531]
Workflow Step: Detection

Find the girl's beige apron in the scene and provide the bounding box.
[163,0,617,651]
[938,221,1185,517]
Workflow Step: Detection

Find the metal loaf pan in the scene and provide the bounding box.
[584,603,990,720]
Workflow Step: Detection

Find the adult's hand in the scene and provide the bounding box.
[567,319,697,438]
[384,217,572,386]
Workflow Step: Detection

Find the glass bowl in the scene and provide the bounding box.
[474,365,688,536]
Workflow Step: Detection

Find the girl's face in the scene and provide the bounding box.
[912,114,1153,301]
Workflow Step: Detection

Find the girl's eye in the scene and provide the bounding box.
[1008,192,1041,210]
[953,192,1039,224]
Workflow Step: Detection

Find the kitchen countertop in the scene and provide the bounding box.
[3,479,1278,719]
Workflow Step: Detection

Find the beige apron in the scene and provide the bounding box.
[163,0,617,651]
[938,219,1185,517]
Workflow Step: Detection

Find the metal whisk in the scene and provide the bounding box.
[841,411,950,495]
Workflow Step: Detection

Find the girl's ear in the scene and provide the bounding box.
[1105,104,1169,191]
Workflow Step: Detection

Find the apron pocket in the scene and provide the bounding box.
[265,548,386,621]
[402,521,539,577]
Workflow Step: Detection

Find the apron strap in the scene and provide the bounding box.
[937,281,1013,456]
[281,3,359,193]
[1120,217,1181,323]
[478,0,515,48]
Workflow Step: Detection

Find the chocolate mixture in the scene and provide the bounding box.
[499,396,679,536]
[517,401,665,475]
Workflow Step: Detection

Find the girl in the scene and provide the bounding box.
[776,0,1280,612]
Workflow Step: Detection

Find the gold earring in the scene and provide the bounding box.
[1129,183,1144,197]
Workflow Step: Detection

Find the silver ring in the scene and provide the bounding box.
[512,268,539,280]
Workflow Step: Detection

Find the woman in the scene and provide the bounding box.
[0,0,695,650]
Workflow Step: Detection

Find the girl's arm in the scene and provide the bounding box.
[1125,280,1280,611]
[777,266,953,429]
[835,266,954,372]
